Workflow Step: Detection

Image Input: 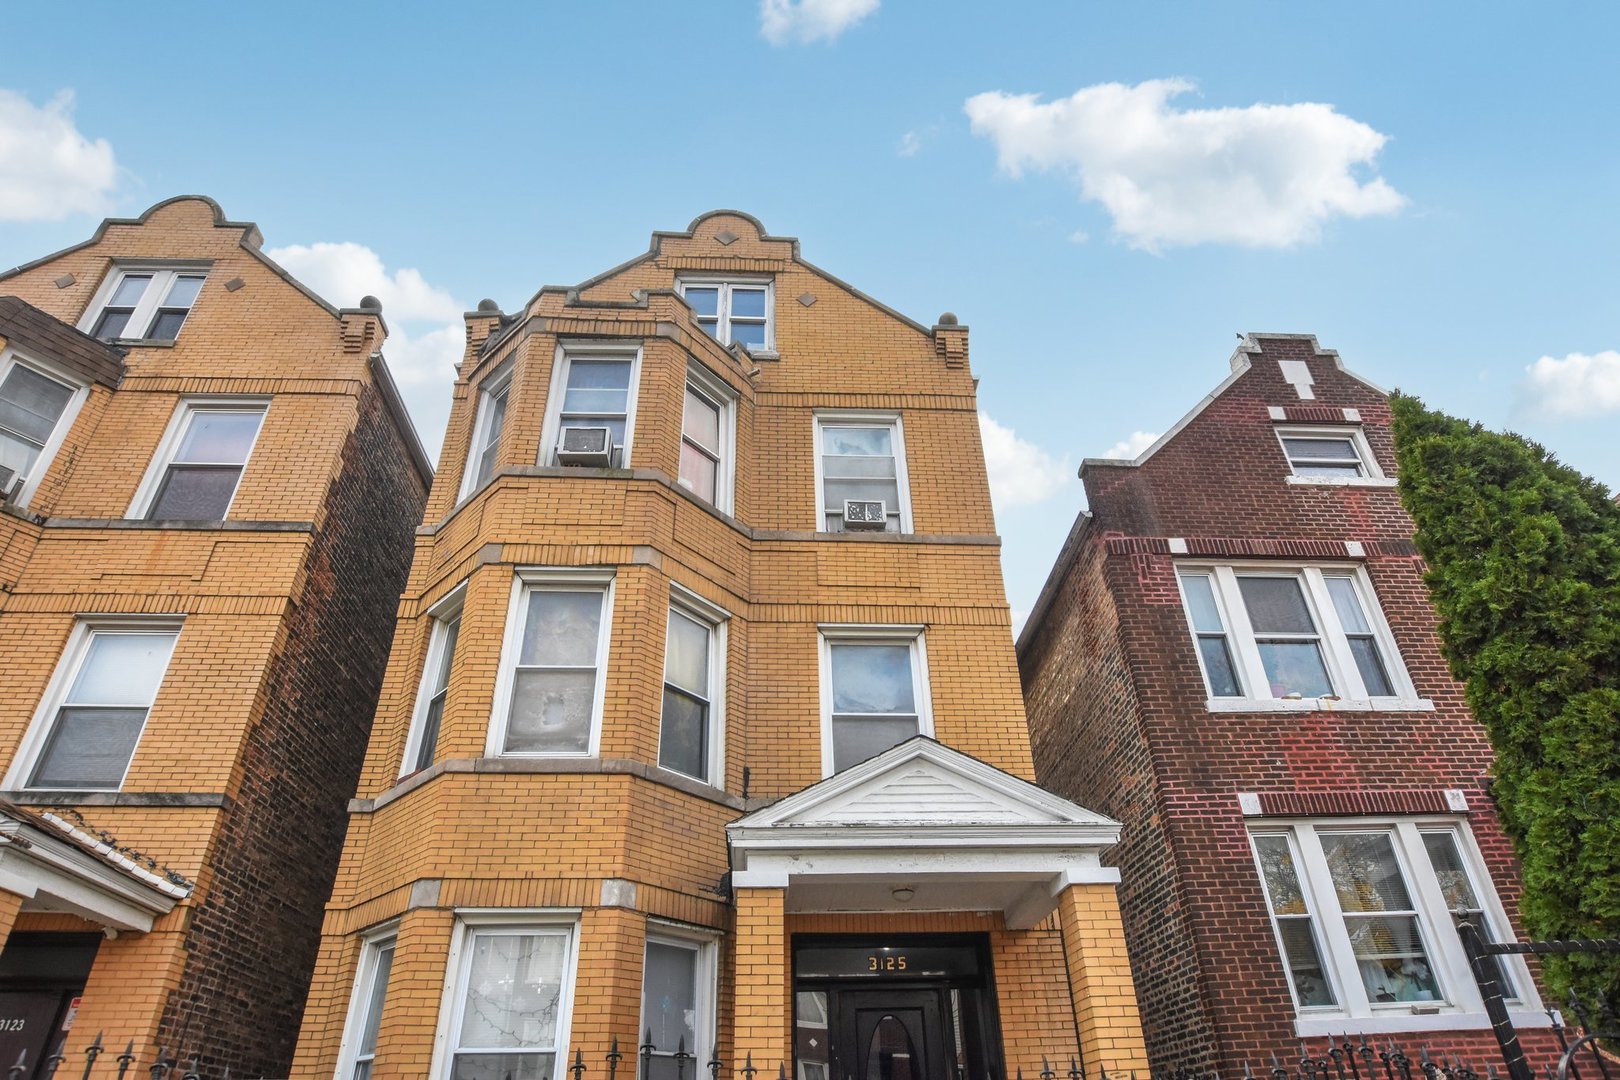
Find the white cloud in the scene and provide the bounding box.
[266,241,464,323]
[760,0,878,44]
[1520,350,1620,417]
[267,240,469,456]
[1067,228,1089,244]
[964,78,1405,251]
[978,412,1073,509]
[0,89,118,222]
[1102,430,1160,460]
[898,131,923,157]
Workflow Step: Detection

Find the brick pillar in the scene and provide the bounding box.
[0,889,23,945]
[1055,883,1150,1075]
[732,887,790,1071]
[371,907,456,1080]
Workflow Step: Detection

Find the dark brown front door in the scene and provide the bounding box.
[835,989,950,1080]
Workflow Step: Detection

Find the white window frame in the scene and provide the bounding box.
[431,910,581,1080]
[658,585,729,788]
[1248,819,1544,1036]
[332,921,399,1080]
[675,277,775,353]
[78,265,208,343]
[0,348,90,509]
[460,363,515,501]
[400,583,469,778]
[538,343,643,469]
[126,397,269,521]
[487,569,616,759]
[812,411,913,534]
[3,616,184,792]
[1276,424,1396,488]
[678,362,737,516]
[1175,563,1428,713]
[639,922,719,1078]
[817,625,933,777]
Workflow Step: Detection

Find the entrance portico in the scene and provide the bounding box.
[727,739,1149,1080]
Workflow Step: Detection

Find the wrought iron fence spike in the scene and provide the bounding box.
[1070,1054,1083,1080]
[778,1064,787,1080]
[10,1046,27,1080]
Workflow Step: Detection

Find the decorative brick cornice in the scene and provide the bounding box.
[1245,788,1466,818]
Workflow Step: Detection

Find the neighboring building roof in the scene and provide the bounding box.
[0,295,125,389]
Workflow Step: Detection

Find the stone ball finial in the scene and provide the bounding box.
[937,312,959,326]
[358,295,383,313]
[477,298,501,313]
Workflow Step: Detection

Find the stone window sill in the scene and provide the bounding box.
[1206,696,1435,714]
[1285,475,1399,488]
[1295,1007,1552,1037]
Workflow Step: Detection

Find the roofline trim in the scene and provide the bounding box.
[1014,509,1093,655]
[368,352,435,484]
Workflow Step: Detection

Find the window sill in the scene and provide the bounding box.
[1285,475,1399,488]
[1206,696,1435,713]
[48,517,314,532]
[4,790,230,808]
[744,348,781,361]
[1295,1007,1551,1037]
[107,337,178,349]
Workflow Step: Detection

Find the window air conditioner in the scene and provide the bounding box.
[842,499,887,530]
[556,426,613,467]
[0,465,15,503]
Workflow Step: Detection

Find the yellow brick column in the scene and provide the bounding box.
[732,887,790,1070]
[1055,883,1149,1075]
[0,889,24,945]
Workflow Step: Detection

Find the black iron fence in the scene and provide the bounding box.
[8,1035,230,1080]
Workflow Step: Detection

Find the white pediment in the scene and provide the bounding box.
[730,736,1118,832]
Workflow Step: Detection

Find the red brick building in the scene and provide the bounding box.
[1017,334,1557,1074]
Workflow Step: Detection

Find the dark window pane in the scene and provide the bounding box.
[30,707,147,788]
[831,715,919,772]
[357,944,394,1056]
[1197,636,1242,697]
[642,942,698,1053]
[145,310,188,341]
[1277,920,1336,1007]
[414,693,446,772]
[1255,641,1333,698]
[148,465,242,520]
[1282,437,1359,460]
[108,275,151,307]
[1348,637,1394,697]
[1295,462,1364,478]
[450,1053,553,1080]
[91,309,132,340]
[0,365,75,443]
[660,686,709,780]
[1238,577,1317,634]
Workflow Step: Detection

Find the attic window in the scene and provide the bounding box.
[1275,425,1382,481]
[677,278,773,352]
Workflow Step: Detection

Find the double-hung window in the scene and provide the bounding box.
[493,571,614,757]
[1248,821,1532,1030]
[0,351,84,505]
[133,401,267,521]
[463,366,513,499]
[660,591,726,784]
[83,268,206,343]
[679,364,735,514]
[1175,565,1415,708]
[640,931,716,1080]
[340,931,397,1080]
[1276,425,1387,483]
[403,586,466,776]
[15,620,181,791]
[442,920,577,1080]
[677,279,772,351]
[820,627,932,775]
[542,347,639,468]
[814,413,911,533]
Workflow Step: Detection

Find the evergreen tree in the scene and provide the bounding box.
[1390,393,1620,997]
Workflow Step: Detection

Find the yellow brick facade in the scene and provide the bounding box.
[292,212,1147,1080]
[0,197,427,1077]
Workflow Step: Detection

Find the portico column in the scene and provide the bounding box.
[0,888,22,946]
[733,886,791,1070]
[1055,882,1150,1074]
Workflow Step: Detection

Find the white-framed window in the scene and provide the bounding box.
[0,349,88,507]
[678,363,736,514]
[461,365,514,500]
[489,570,615,758]
[1175,564,1421,710]
[81,267,207,343]
[1248,820,1535,1032]
[819,626,933,775]
[539,345,641,469]
[639,926,718,1080]
[436,914,578,1080]
[129,400,267,521]
[335,925,398,1080]
[659,588,727,786]
[1275,425,1390,485]
[813,412,912,534]
[402,584,467,777]
[676,279,773,352]
[5,619,182,791]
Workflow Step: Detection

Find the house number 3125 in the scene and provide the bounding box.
[867,955,907,971]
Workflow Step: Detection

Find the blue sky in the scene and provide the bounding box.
[2,1,1616,621]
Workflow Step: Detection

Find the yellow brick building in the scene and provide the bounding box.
[0,197,430,1078]
[291,212,1148,1080]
